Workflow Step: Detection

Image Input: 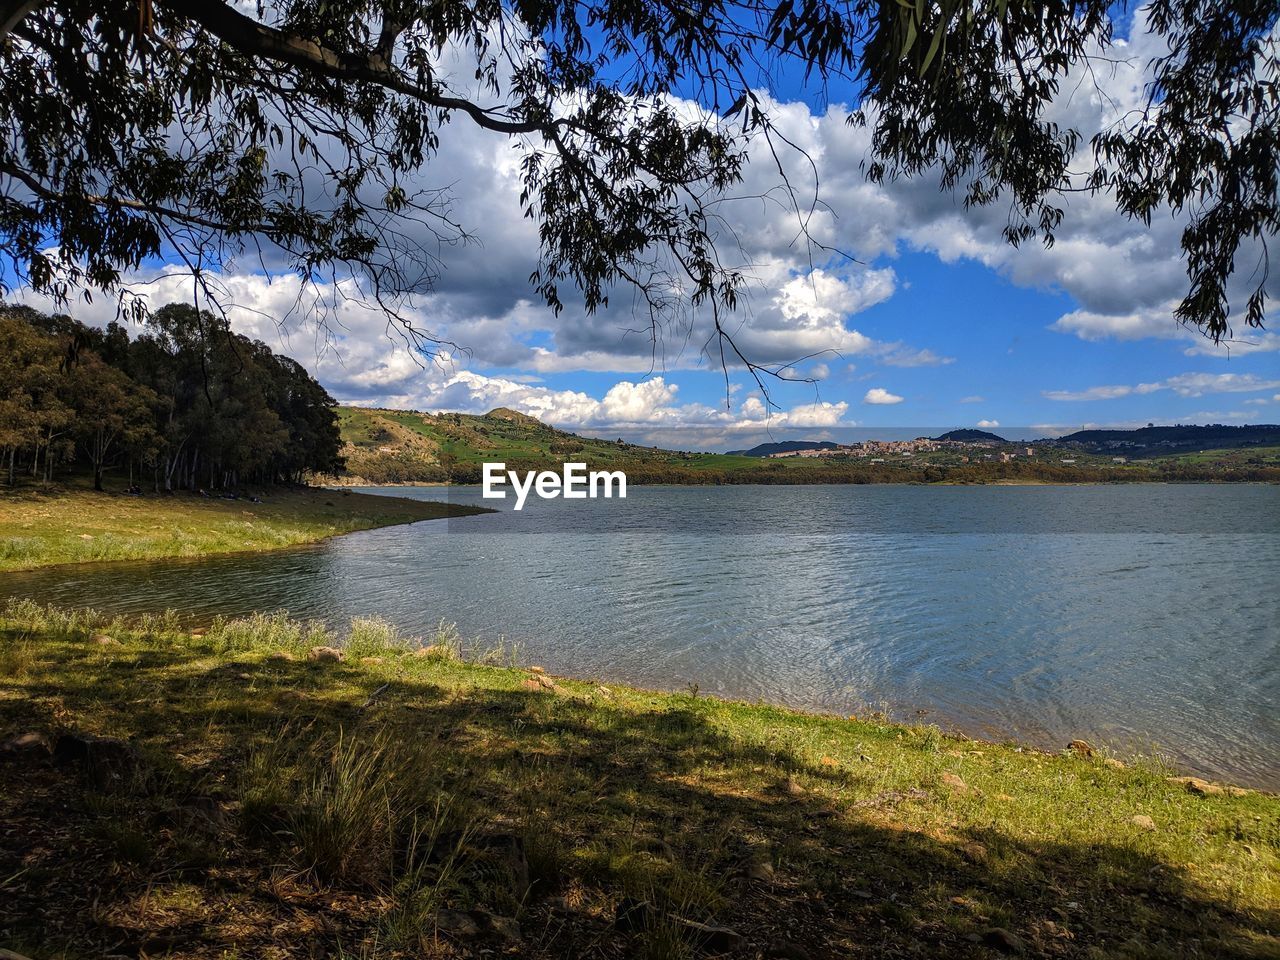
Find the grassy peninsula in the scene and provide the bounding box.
[1,603,1276,959]
[0,485,488,572]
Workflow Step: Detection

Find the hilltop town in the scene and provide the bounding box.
[763,436,1040,463]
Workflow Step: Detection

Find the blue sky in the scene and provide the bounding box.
[9,6,1279,448]
[469,244,1279,443]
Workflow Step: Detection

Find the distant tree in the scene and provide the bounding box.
[68,352,158,490]
[0,0,1274,381]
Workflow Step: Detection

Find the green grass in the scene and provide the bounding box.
[0,483,490,571]
[1,601,1276,958]
[1150,445,1280,467]
[338,405,763,475]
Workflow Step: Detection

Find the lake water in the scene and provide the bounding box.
[4,484,1279,788]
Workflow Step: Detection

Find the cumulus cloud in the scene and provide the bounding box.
[977,419,1000,428]
[1163,373,1280,397]
[1051,306,1176,342]
[780,401,851,427]
[863,387,904,405]
[1044,372,1280,402]
[1051,303,1280,356]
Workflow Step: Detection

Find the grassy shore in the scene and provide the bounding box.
[1,604,1276,959]
[0,483,488,572]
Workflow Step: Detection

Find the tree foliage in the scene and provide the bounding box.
[0,303,344,489]
[0,0,1275,368]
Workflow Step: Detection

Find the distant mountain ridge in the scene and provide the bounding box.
[933,429,1007,443]
[1052,424,1280,450]
[725,440,841,457]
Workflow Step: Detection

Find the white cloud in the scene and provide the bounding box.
[977,419,1000,428]
[781,401,850,427]
[1183,331,1280,357]
[1185,410,1262,422]
[1162,373,1280,397]
[1050,306,1175,342]
[873,344,955,367]
[1051,303,1280,356]
[1044,372,1280,402]
[1043,384,1154,402]
[959,395,984,404]
[597,378,681,423]
[863,387,904,405]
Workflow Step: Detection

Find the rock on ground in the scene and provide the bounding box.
[0,732,51,759]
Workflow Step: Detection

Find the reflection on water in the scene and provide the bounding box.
[4,484,1278,788]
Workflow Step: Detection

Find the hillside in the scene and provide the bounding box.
[934,429,1007,443]
[336,407,716,483]
[725,440,841,457]
[1049,423,1280,458]
[334,407,1280,485]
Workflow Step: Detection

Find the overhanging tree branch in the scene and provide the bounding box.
[164,0,556,137]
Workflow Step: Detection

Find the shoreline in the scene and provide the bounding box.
[0,484,491,573]
[2,602,1276,958]
[327,476,1279,488]
[3,599,1271,796]
[2,592,1272,792]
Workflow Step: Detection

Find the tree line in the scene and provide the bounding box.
[0,304,343,491]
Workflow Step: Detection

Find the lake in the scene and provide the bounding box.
[4,483,1278,788]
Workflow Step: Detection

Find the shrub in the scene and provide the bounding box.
[283,725,452,888]
[346,615,406,658]
[207,611,323,655]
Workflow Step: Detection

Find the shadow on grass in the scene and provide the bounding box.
[1,636,1276,960]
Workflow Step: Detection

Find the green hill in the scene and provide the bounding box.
[334,407,1280,485]
[336,407,727,483]
[725,440,840,457]
[934,428,1007,443]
